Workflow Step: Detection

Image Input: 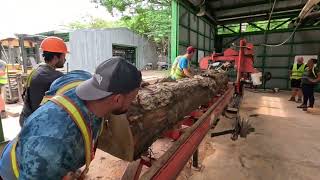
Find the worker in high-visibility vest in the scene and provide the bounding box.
[170,46,195,80]
[289,57,306,103]
[0,57,142,180]
[0,59,7,118]
[19,36,67,127]
[297,58,320,110]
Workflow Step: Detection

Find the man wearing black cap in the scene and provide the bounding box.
[0,57,142,180]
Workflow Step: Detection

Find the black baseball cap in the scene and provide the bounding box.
[76,57,142,101]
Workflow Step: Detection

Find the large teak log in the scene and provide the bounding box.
[98,70,229,161]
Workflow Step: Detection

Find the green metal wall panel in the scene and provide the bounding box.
[170,0,179,63]
[171,0,216,65]
[219,29,320,90]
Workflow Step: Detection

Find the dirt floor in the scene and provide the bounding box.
[188,90,320,180]
[141,70,169,82]
[87,90,320,180]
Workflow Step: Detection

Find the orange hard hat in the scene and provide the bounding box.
[40,36,68,53]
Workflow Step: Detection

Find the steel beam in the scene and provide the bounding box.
[288,32,295,89]
[247,22,265,31]
[271,17,295,31]
[221,25,237,34]
[262,18,271,90]
[214,0,305,19]
[218,11,300,25]
[171,0,179,63]
[220,25,320,37]
[18,35,28,74]
[209,0,306,11]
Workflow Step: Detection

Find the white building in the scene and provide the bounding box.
[68,28,158,72]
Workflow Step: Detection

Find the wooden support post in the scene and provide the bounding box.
[18,35,28,74]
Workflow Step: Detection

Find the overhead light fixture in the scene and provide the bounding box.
[197,6,206,16]
[196,0,206,17]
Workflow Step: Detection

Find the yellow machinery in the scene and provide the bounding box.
[5,64,33,104]
[1,34,43,104]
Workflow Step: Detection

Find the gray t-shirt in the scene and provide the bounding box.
[21,64,63,119]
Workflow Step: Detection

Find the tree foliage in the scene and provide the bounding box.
[69,1,171,56]
[98,0,171,54]
[68,16,119,29]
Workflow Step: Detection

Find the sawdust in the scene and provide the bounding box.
[86,135,216,180]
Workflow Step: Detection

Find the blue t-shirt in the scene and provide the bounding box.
[178,57,188,70]
[0,71,102,180]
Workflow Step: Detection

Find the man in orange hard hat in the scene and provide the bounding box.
[19,36,67,126]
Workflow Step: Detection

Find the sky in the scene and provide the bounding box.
[0,0,119,38]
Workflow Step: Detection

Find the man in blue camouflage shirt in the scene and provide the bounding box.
[0,57,142,179]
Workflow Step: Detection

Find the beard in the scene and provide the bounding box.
[56,62,64,68]
[55,59,65,68]
[112,108,128,115]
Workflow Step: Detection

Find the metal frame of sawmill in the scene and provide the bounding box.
[219,21,320,90]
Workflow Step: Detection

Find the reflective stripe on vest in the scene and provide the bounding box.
[0,64,8,84]
[10,138,19,178]
[0,74,8,84]
[26,69,37,88]
[291,63,305,80]
[170,56,181,77]
[26,63,47,88]
[40,81,83,105]
[50,95,93,177]
[10,95,93,178]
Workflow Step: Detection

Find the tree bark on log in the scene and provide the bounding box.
[98,70,229,161]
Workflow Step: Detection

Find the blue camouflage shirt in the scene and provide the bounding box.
[0,70,103,180]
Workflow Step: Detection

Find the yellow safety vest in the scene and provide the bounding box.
[10,95,94,179]
[40,81,83,105]
[291,63,306,80]
[170,56,190,80]
[22,64,44,101]
[0,60,8,85]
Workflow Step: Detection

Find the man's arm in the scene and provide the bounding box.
[183,68,193,78]
[180,58,193,78]
[288,65,293,76]
[310,72,320,83]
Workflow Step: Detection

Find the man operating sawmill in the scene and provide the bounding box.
[0,57,142,180]
[170,46,195,80]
